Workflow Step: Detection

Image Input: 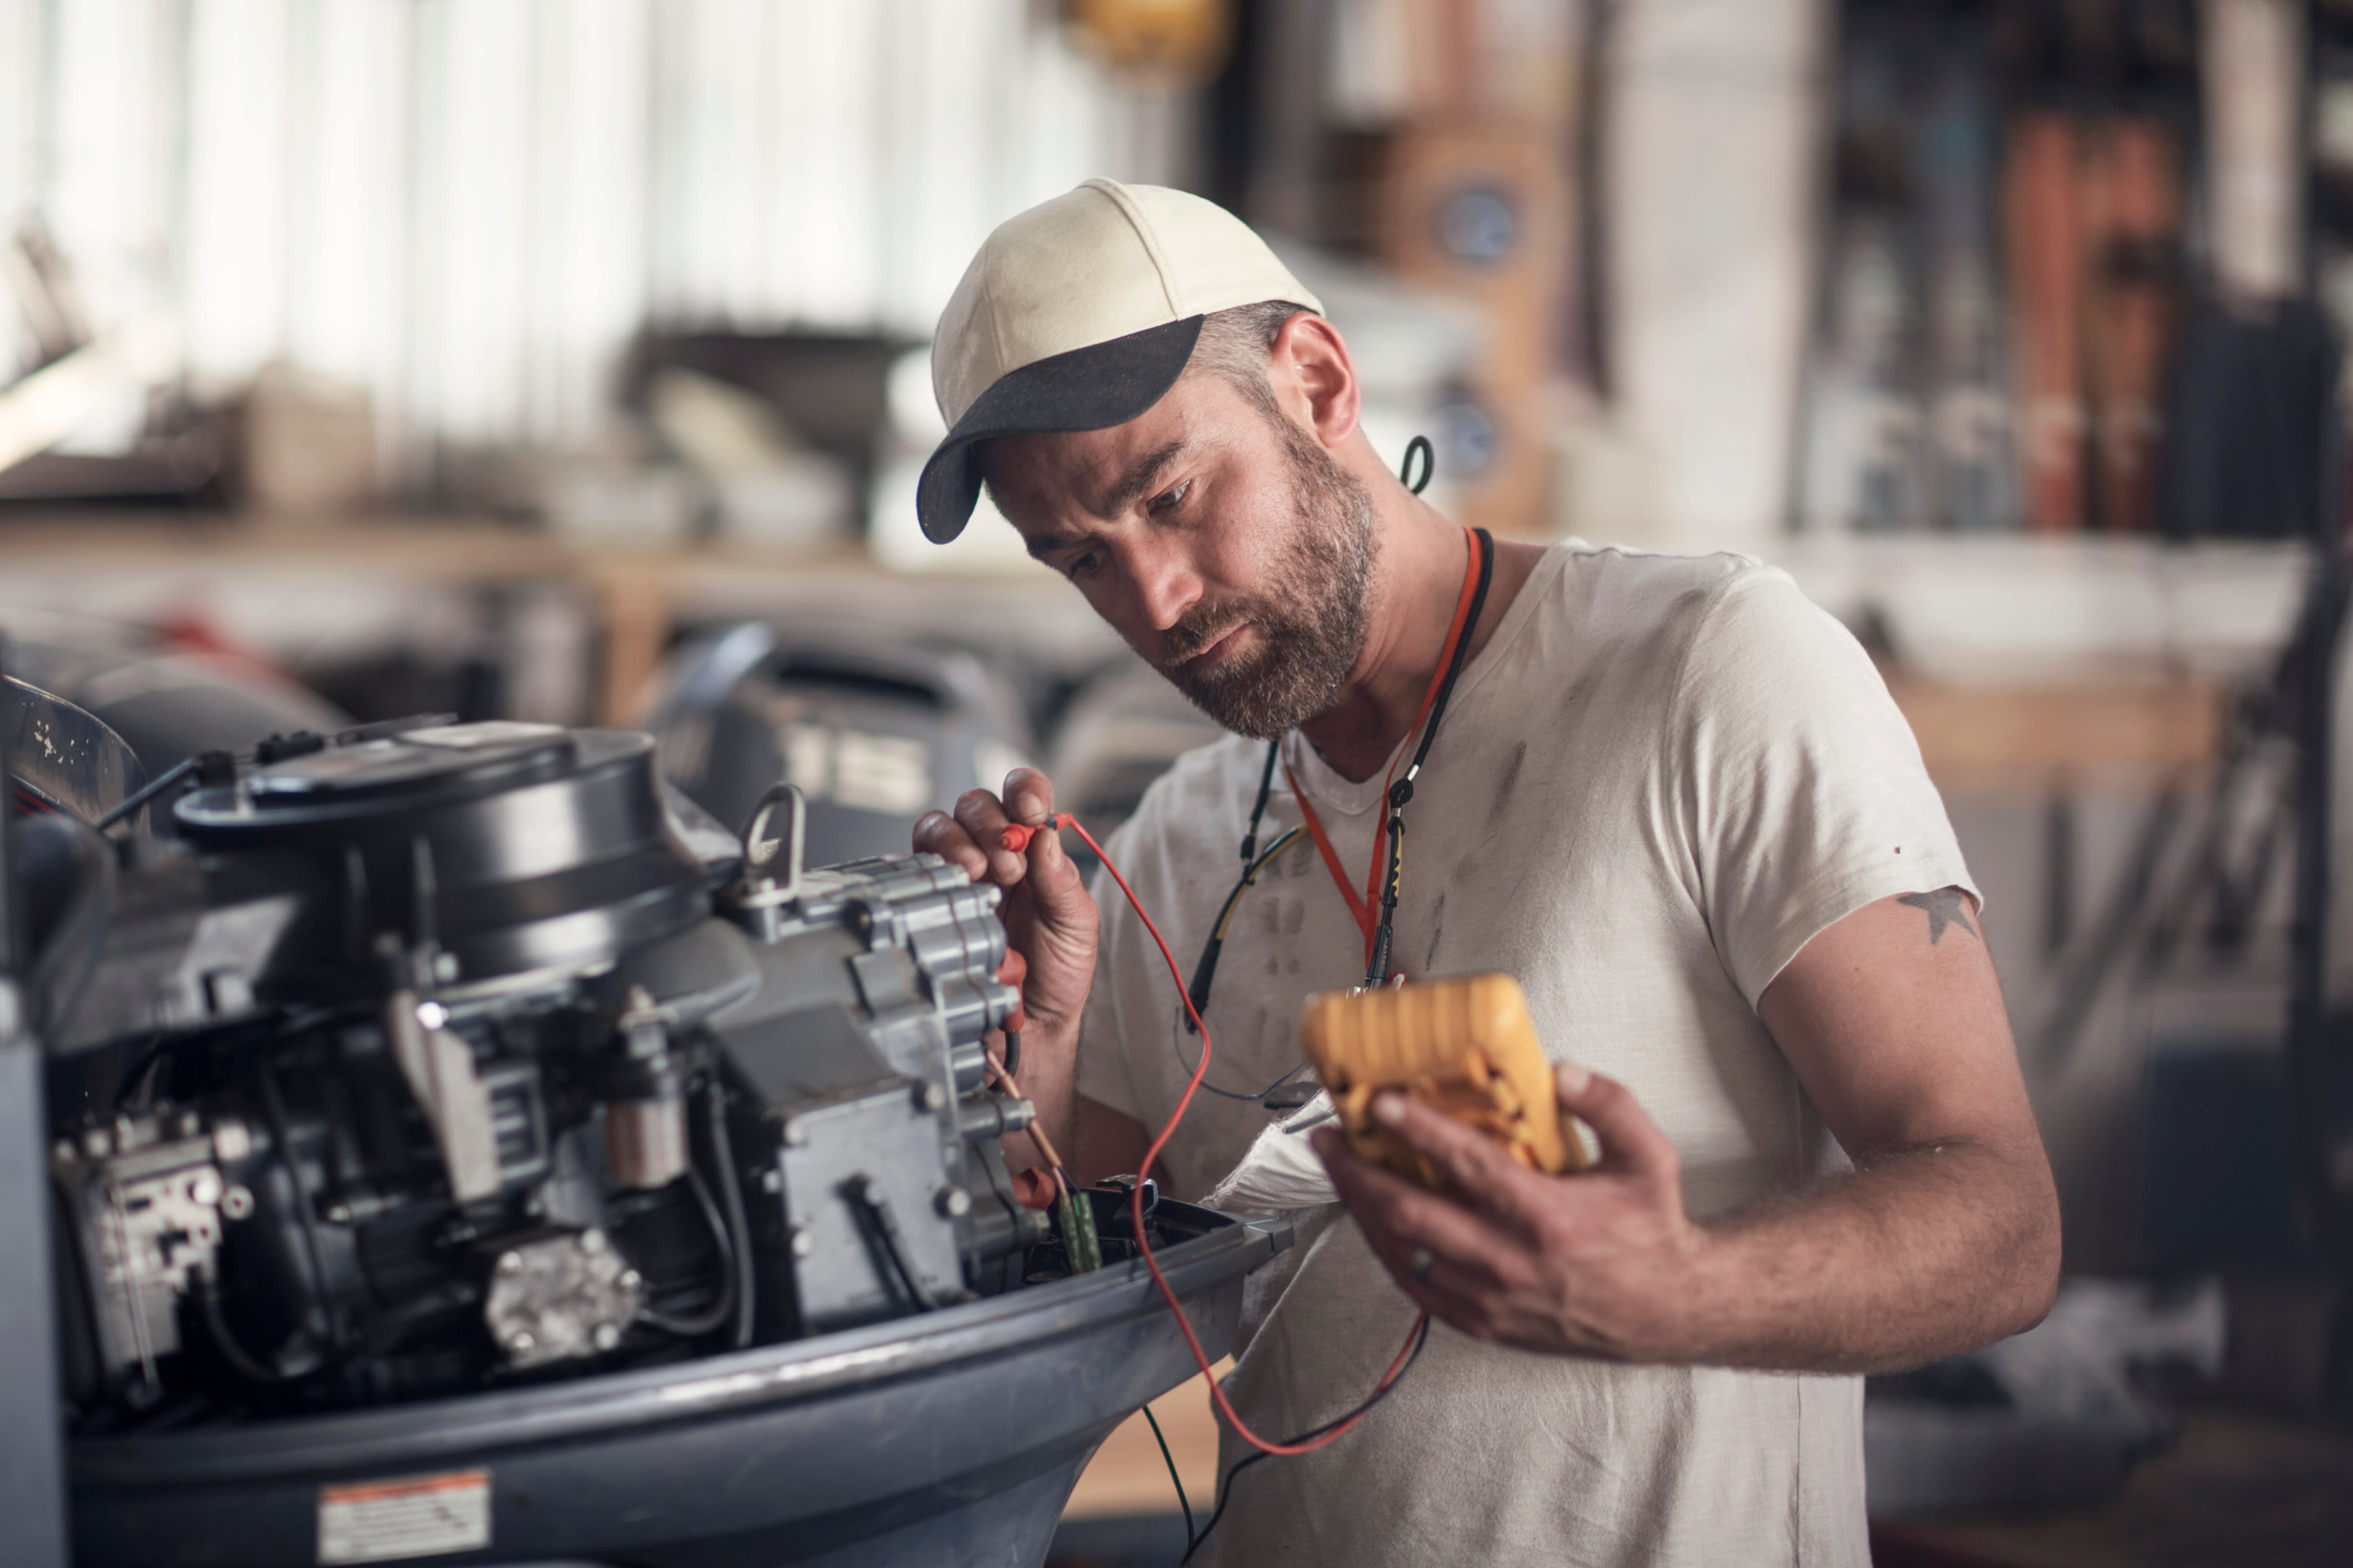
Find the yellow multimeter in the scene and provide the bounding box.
[1298,973,1591,1192]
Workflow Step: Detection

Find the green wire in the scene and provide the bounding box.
[1141,1402,1196,1551]
[1055,1184,1104,1273]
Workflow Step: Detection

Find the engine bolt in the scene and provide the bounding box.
[581,1229,607,1254]
[497,1251,523,1276]
[789,1227,815,1259]
[222,1185,254,1219]
[935,1185,971,1219]
[508,1330,534,1354]
[593,1323,622,1351]
[919,1082,947,1113]
[325,1203,353,1223]
[760,1169,782,1194]
[189,1172,222,1207]
[618,1269,642,1289]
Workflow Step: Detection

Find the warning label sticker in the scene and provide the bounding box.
[317,1469,491,1564]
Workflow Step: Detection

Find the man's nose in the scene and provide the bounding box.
[1122,532,1203,635]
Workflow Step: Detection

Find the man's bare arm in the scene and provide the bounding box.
[1313,888,2060,1373]
[1695,885,2058,1367]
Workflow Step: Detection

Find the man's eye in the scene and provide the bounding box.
[1149,480,1191,515]
[1065,550,1101,578]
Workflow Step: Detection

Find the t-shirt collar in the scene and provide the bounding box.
[1279,541,1570,817]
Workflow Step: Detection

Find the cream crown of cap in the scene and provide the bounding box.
[916,179,1321,543]
[932,179,1321,428]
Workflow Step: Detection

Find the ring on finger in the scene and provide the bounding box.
[1407,1246,1435,1284]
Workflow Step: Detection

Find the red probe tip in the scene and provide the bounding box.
[997,814,1070,852]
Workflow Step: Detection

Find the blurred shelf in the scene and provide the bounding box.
[0,511,1121,723]
[1766,534,2311,690]
[1889,674,2229,790]
[0,515,2300,756]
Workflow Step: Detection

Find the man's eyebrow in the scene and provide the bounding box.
[1096,439,1188,520]
[1023,528,1091,561]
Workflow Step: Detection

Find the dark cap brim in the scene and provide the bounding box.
[916,315,1205,544]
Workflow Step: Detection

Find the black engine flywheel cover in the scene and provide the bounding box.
[173,722,707,995]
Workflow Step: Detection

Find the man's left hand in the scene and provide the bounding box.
[1311,1065,1708,1362]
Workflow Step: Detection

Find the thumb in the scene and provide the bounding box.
[1553,1063,1680,1182]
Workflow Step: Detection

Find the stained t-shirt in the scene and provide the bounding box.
[1077,542,1977,1566]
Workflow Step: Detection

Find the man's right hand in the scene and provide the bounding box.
[913,767,1098,1049]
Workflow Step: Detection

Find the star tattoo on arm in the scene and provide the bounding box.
[1899,886,1978,945]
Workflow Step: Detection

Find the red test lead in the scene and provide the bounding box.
[1039,810,1428,1459]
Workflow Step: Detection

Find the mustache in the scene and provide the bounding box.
[1156,601,1257,665]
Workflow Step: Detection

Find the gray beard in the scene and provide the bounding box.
[1151,419,1379,740]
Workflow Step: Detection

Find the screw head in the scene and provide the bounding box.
[935,1185,971,1219]
[618,1269,642,1289]
[593,1322,622,1351]
[188,1172,222,1207]
[497,1250,523,1276]
[508,1330,535,1354]
[920,1082,947,1112]
[580,1229,607,1254]
[222,1185,255,1220]
[789,1227,815,1259]
[760,1168,782,1194]
[325,1203,353,1224]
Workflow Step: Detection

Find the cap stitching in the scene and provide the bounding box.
[1082,177,1183,319]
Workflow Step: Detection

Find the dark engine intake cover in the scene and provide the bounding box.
[173,722,707,994]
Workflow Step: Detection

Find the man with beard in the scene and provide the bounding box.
[912,180,2057,1567]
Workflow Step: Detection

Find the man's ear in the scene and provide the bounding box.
[1267,312,1360,451]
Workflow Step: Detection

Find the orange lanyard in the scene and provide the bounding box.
[1282,528,1486,971]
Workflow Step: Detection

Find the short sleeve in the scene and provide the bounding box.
[1667,567,1978,1008]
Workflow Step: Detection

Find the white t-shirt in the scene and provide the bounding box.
[1077,542,1977,1567]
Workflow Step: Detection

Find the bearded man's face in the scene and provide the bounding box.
[1141,408,1376,736]
[983,370,1380,739]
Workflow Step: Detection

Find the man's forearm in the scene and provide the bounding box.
[1673,1136,2059,1373]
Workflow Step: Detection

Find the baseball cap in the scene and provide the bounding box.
[917,178,1323,543]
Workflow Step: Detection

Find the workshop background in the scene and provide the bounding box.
[5,1,2352,1563]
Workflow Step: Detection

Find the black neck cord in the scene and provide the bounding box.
[1177,445,1480,1075]
[1236,738,1279,866]
[1365,526,1493,987]
[1181,437,1447,1034]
